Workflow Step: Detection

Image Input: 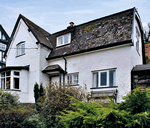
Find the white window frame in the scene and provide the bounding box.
[57,33,71,47]
[0,70,20,90]
[92,69,116,88]
[67,73,79,85]
[16,42,25,56]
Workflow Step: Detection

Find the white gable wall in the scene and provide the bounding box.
[6,19,40,103]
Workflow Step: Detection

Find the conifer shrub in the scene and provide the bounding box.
[60,87,150,128]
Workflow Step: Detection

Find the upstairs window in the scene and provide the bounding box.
[67,73,79,85]
[57,33,71,47]
[16,42,25,56]
[92,69,116,88]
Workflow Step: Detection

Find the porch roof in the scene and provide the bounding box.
[42,64,64,76]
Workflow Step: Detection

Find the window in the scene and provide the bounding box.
[136,27,140,54]
[67,73,79,85]
[0,71,20,90]
[57,33,71,47]
[93,69,116,88]
[16,42,25,56]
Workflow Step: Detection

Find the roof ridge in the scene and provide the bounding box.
[20,14,51,36]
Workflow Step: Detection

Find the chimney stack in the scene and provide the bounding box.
[69,22,74,27]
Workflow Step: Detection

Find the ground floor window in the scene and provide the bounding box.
[67,73,79,85]
[93,69,116,88]
[0,70,20,90]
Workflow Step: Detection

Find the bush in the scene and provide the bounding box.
[38,83,88,128]
[118,87,150,114]
[60,87,150,128]
[0,90,19,110]
[0,90,35,128]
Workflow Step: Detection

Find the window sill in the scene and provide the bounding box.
[16,53,25,58]
[56,43,70,48]
[5,89,21,92]
[90,86,118,89]
[67,84,79,86]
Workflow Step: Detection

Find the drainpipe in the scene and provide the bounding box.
[63,57,67,85]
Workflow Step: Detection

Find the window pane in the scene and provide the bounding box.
[109,70,115,87]
[14,71,20,76]
[73,74,78,84]
[6,71,10,76]
[14,78,19,89]
[21,44,25,54]
[1,73,5,77]
[67,75,72,84]
[64,34,69,44]
[93,72,98,87]
[6,77,10,89]
[58,37,63,45]
[1,78,5,89]
[101,72,107,86]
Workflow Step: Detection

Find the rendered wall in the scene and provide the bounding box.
[6,19,40,103]
[49,43,143,103]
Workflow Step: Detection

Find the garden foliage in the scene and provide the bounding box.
[60,87,150,128]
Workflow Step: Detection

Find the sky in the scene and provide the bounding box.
[0,0,150,36]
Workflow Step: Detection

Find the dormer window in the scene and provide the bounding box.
[57,33,71,47]
[16,41,25,56]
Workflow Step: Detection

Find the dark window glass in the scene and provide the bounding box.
[109,70,115,86]
[6,77,10,89]
[101,72,107,86]
[14,71,20,76]
[6,71,10,76]
[14,78,19,89]
[1,73,5,77]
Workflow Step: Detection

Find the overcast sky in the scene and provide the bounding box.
[0,0,150,36]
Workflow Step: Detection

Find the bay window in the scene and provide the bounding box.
[0,71,20,90]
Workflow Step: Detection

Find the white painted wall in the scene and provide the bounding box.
[48,42,143,103]
[6,19,40,103]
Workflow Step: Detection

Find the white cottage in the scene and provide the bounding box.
[1,7,145,103]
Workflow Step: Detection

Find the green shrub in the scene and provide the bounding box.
[60,87,150,128]
[39,83,88,128]
[0,90,35,128]
[118,87,150,114]
[34,82,40,103]
[0,90,19,110]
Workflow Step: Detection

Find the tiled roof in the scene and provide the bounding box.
[20,14,52,49]
[47,8,134,59]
